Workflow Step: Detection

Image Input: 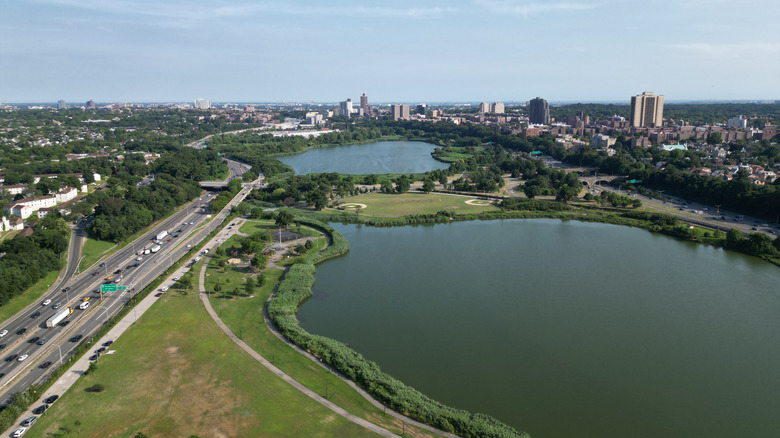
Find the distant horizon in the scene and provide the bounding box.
[5,99,780,107]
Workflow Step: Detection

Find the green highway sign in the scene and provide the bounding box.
[531,151,542,155]
[628,179,644,184]
[100,284,117,292]
[119,286,127,290]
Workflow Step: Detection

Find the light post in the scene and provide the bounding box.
[58,345,63,366]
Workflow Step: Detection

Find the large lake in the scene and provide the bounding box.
[298,219,780,438]
[277,140,449,175]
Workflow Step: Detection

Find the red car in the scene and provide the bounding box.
[154,293,163,297]
[92,271,99,276]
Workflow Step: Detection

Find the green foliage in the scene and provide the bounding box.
[500,198,571,212]
[0,387,38,431]
[85,361,98,375]
[85,383,105,393]
[275,210,294,228]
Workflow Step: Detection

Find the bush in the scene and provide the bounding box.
[85,383,105,393]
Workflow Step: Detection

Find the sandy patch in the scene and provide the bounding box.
[340,203,368,209]
[465,199,492,206]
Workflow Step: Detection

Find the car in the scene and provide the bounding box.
[36,338,48,345]
[167,238,172,241]
[0,372,4,378]
[31,311,41,318]
[172,276,180,281]
[0,344,6,350]
[32,405,47,415]
[190,221,194,224]
[28,337,40,344]
[60,321,70,327]
[762,223,769,227]
[21,417,36,427]
[103,340,113,347]
[186,244,192,248]
[0,330,7,337]
[17,354,28,361]
[42,299,51,306]
[114,269,122,275]
[92,271,99,276]
[16,328,27,335]
[160,286,168,292]
[53,302,62,309]
[65,286,71,291]
[5,355,17,362]
[137,256,143,261]
[154,292,163,297]
[44,395,59,404]
[89,354,98,361]
[12,426,27,437]
[40,361,52,369]
[173,234,179,238]
[97,347,106,353]
[177,229,182,233]
[752,227,758,230]
[702,207,709,211]
[99,262,106,267]
[70,334,82,342]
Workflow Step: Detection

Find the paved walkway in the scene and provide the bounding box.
[198,220,401,437]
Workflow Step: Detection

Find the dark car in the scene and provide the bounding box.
[96,347,106,353]
[173,234,179,238]
[39,361,52,369]
[31,311,41,318]
[114,269,122,275]
[16,328,26,335]
[37,338,48,345]
[89,354,98,361]
[60,320,71,327]
[99,262,106,267]
[28,337,40,344]
[103,340,113,347]
[5,355,17,362]
[0,344,5,350]
[32,405,47,414]
[44,395,59,404]
[64,286,71,291]
[0,373,5,378]
[70,334,82,342]
[154,292,163,297]
[92,271,99,276]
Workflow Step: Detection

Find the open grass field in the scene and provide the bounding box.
[332,192,498,218]
[206,231,437,438]
[27,260,377,438]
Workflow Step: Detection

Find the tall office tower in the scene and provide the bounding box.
[479,102,491,113]
[339,98,353,118]
[491,102,505,114]
[416,104,428,114]
[360,93,368,115]
[194,99,211,109]
[629,92,664,128]
[86,99,95,108]
[529,97,550,124]
[57,100,66,109]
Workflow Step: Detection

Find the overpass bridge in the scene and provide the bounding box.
[579,175,624,187]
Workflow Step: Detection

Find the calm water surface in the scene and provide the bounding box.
[298,219,780,438]
[277,140,448,175]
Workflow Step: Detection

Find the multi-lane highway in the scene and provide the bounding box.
[0,192,221,406]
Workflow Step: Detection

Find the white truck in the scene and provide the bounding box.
[45,307,73,328]
[79,301,91,310]
[151,245,161,253]
[156,230,168,241]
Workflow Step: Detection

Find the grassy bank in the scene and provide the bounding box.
[0,269,61,323]
[27,261,376,438]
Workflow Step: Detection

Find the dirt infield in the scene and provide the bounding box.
[340,203,368,210]
[464,199,492,206]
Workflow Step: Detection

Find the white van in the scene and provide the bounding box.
[79,301,91,310]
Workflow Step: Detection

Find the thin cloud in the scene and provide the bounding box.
[475,0,598,16]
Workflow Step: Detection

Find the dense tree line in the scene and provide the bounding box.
[548,103,780,125]
[0,215,70,306]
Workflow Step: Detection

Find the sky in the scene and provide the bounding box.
[1,0,779,103]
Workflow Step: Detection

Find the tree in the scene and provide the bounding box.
[422,179,435,193]
[304,240,314,251]
[251,253,268,270]
[213,282,222,294]
[707,132,722,145]
[275,210,294,228]
[395,175,411,193]
[305,189,328,210]
[380,180,393,193]
[175,275,192,290]
[250,206,264,219]
[245,276,255,295]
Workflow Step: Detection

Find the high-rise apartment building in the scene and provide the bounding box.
[57,100,66,110]
[491,102,505,114]
[529,97,550,125]
[86,99,95,108]
[194,99,211,109]
[479,102,491,113]
[360,93,368,115]
[629,92,664,128]
[391,104,410,121]
[727,115,748,129]
[339,98,353,118]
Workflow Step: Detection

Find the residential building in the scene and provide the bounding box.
[86,99,95,108]
[491,102,505,114]
[391,104,410,121]
[629,92,664,128]
[360,93,368,115]
[727,115,747,129]
[57,100,66,110]
[194,99,211,109]
[529,97,550,125]
[416,104,428,115]
[0,184,29,196]
[479,102,491,113]
[339,99,353,118]
[591,134,616,148]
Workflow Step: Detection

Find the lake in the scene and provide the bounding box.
[298,219,780,438]
[277,140,449,175]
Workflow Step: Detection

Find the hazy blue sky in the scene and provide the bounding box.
[1,0,778,103]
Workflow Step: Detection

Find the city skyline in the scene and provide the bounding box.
[1,0,779,103]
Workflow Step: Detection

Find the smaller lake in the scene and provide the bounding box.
[277,141,449,175]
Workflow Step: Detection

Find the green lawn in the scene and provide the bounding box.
[332,192,498,217]
[27,261,376,438]
[0,269,61,323]
[78,238,117,272]
[206,227,436,437]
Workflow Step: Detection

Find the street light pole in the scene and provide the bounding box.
[58,345,63,366]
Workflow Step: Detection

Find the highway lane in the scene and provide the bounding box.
[0,193,218,404]
[0,183,257,406]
